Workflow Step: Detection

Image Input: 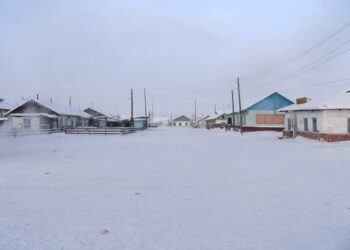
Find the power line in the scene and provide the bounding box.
[242,21,350,81]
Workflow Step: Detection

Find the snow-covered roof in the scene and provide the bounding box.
[84,107,108,118]
[280,90,350,111]
[173,115,191,122]
[6,99,90,118]
[205,113,226,121]
[197,116,210,122]
[9,113,58,118]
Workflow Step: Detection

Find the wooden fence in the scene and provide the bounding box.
[0,127,141,137]
[65,127,138,135]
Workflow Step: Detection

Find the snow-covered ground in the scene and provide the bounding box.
[0,128,350,250]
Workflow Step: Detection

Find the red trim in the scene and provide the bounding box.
[298,131,350,142]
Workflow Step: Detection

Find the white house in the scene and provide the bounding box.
[279,90,350,142]
[5,99,89,130]
[172,115,192,127]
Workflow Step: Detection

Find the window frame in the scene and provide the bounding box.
[304,118,309,132]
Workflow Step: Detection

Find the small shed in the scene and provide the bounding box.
[134,116,148,129]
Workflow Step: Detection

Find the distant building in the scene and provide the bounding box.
[205,113,228,129]
[172,115,192,127]
[134,116,148,129]
[83,107,121,128]
[280,90,350,142]
[196,115,209,128]
[228,92,294,132]
[5,99,89,130]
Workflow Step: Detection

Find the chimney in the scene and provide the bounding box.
[50,97,53,103]
[296,97,308,105]
[36,94,39,100]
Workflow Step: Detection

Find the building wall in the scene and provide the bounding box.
[322,110,350,134]
[284,110,323,133]
[244,110,285,127]
[11,116,41,129]
[284,110,350,134]
[173,121,191,127]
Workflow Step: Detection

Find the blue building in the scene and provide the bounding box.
[228,92,294,131]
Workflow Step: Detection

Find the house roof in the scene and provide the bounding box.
[241,92,294,112]
[173,115,191,122]
[84,107,108,118]
[205,113,226,121]
[6,99,89,118]
[280,90,350,111]
[197,115,210,122]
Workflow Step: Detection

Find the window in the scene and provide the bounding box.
[256,114,284,125]
[275,115,284,124]
[179,122,182,126]
[256,115,265,124]
[23,118,31,129]
[265,115,274,124]
[287,118,292,131]
[312,118,318,132]
[304,118,308,131]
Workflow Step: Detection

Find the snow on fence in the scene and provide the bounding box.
[64,127,138,135]
[0,128,63,137]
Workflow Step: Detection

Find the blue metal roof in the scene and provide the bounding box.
[243,92,294,111]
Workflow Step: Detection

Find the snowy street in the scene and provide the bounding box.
[1,128,350,250]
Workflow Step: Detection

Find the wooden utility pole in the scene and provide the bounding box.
[151,102,154,122]
[237,77,243,134]
[144,88,147,116]
[231,89,235,128]
[130,89,134,127]
[144,88,148,128]
[194,100,197,127]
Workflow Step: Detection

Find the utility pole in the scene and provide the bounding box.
[170,112,173,127]
[69,96,72,107]
[130,89,134,127]
[144,88,147,116]
[151,102,154,122]
[237,77,243,135]
[231,89,235,129]
[194,100,197,127]
[144,88,148,128]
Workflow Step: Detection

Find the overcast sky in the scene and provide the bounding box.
[1,0,350,117]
